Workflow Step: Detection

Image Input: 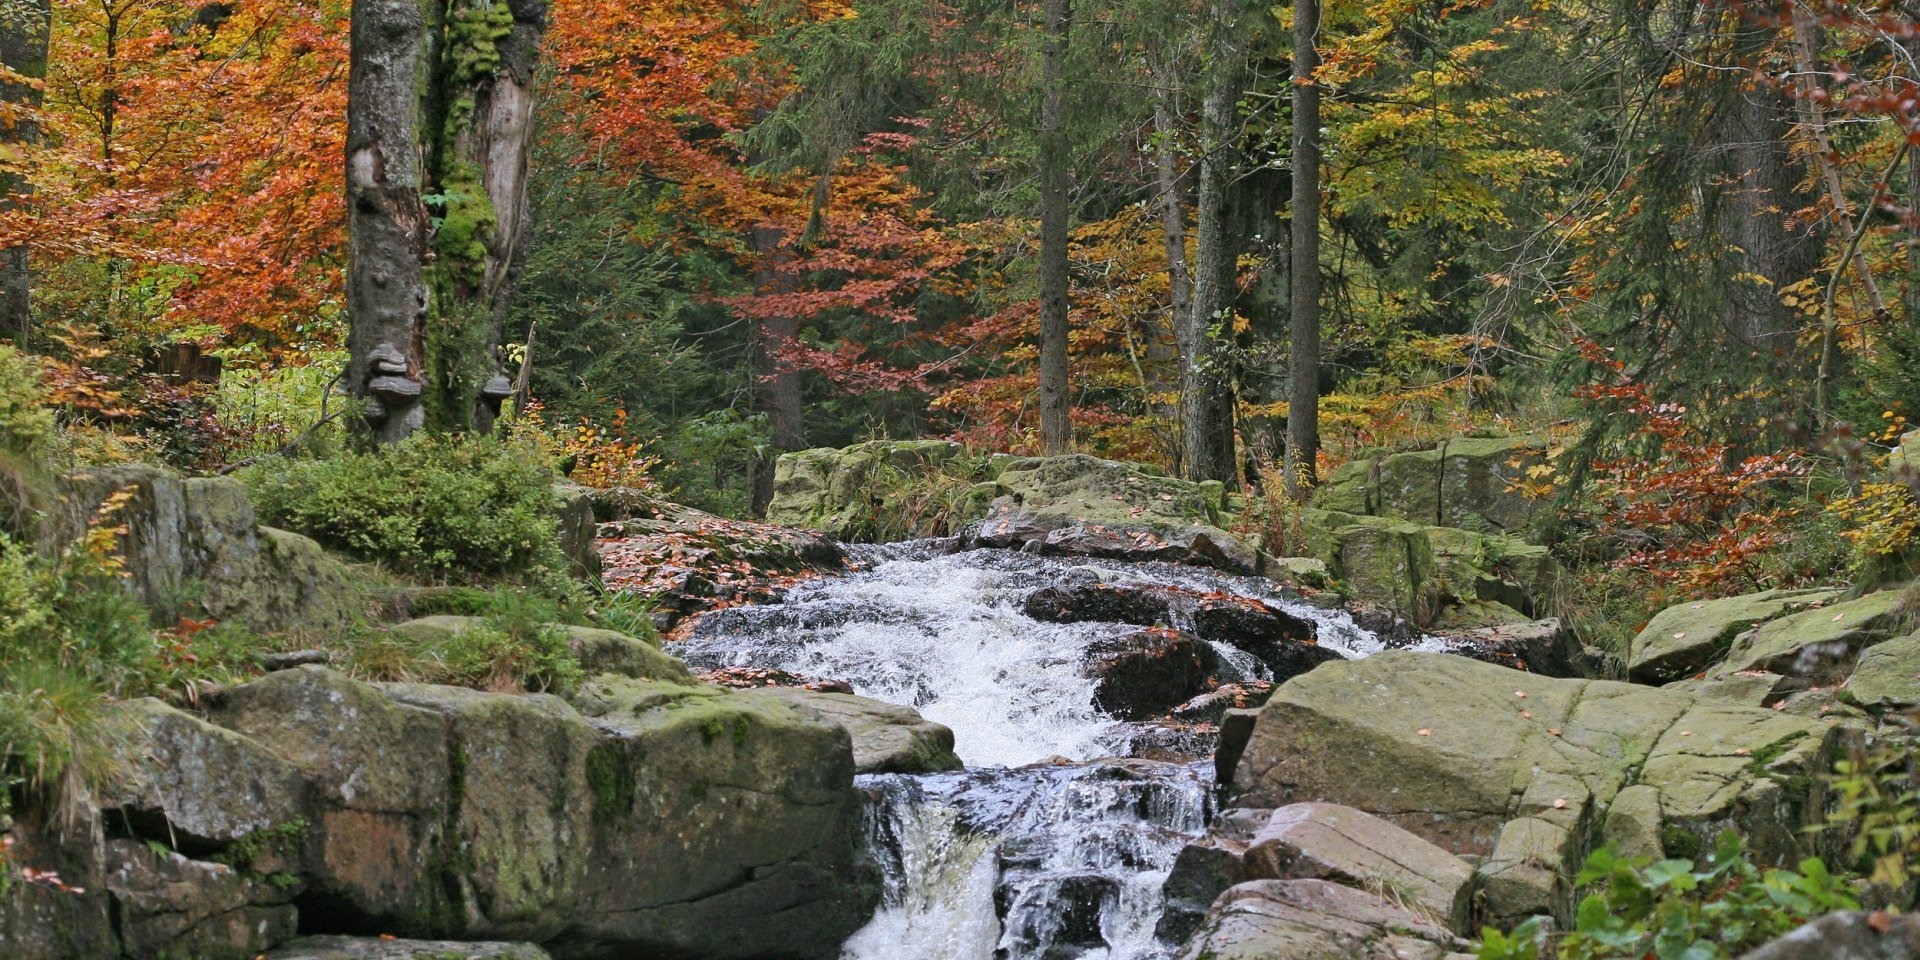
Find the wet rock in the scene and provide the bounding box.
[103,840,298,960]
[1023,582,1177,627]
[1739,910,1920,960]
[1174,878,1469,960]
[1118,720,1219,761]
[1243,803,1476,934]
[1024,580,1336,682]
[1225,650,1853,920]
[1711,589,1913,686]
[1630,588,1843,684]
[264,937,551,959]
[698,665,854,693]
[1084,627,1219,721]
[1172,682,1276,724]
[734,686,962,774]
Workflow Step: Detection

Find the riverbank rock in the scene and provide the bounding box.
[1297,509,1559,626]
[1174,879,1470,960]
[767,439,984,538]
[1839,630,1920,713]
[973,455,1257,572]
[597,492,846,630]
[1739,910,1920,960]
[734,686,962,774]
[1314,434,1551,537]
[1244,803,1476,933]
[1708,588,1915,687]
[1629,589,1843,684]
[1022,579,1339,682]
[265,938,551,959]
[1086,627,1220,720]
[40,464,360,632]
[388,616,695,684]
[1223,652,1854,924]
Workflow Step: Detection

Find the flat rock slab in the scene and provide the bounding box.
[1227,651,1850,865]
[264,937,551,959]
[1840,629,1920,713]
[734,686,961,774]
[1740,911,1920,960]
[1713,589,1912,685]
[1245,803,1475,934]
[1630,588,1840,683]
[1174,879,1469,960]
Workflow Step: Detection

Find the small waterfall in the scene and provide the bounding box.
[674,543,1383,960]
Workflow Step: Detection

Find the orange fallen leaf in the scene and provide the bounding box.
[1514,690,1528,698]
[1733,748,1751,756]
[1520,710,1533,719]
[1869,911,1894,933]
[1552,798,1568,809]
[1547,728,1562,737]
[1418,729,1432,737]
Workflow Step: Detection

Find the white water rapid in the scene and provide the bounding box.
[675,543,1387,960]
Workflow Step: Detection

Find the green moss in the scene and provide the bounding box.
[1661,824,1703,862]
[585,743,633,823]
[210,818,308,871]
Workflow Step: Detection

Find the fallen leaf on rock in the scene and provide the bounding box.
[1870,911,1894,933]
[1673,632,1686,639]
[1520,710,1532,719]
[1833,613,1847,621]
[1552,798,1567,809]
[1547,728,1562,737]
[1734,748,1751,756]
[1514,690,1528,698]
[1418,728,1432,737]
[1679,730,1692,736]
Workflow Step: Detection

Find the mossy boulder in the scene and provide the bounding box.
[1299,509,1557,626]
[388,615,694,683]
[974,454,1256,572]
[1837,628,1920,713]
[561,675,872,958]
[1225,652,1853,923]
[734,686,962,774]
[103,839,299,960]
[40,465,360,631]
[1312,435,1550,538]
[1710,588,1915,685]
[1629,589,1842,684]
[104,698,312,857]
[766,439,976,539]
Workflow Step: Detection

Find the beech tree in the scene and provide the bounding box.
[345,0,546,442]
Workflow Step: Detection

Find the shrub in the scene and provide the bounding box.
[244,436,566,582]
[1477,832,1856,960]
[0,346,54,534]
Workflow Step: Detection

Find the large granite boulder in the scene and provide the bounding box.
[973,454,1257,572]
[560,675,871,958]
[1023,580,1338,682]
[1174,879,1470,960]
[41,465,359,631]
[1243,803,1476,934]
[104,840,299,960]
[1084,627,1220,720]
[1629,588,1843,684]
[1709,589,1913,687]
[733,686,962,774]
[766,439,980,538]
[1225,652,1854,923]
[1840,629,1920,713]
[1298,510,1558,626]
[1313,435,1550,537]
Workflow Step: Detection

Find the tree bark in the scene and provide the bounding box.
[1036,0,1072,454]
[0,0,49,344]
[1285,0,1322,497]
[1180,0,1244,483]
[346,0,546,443]
[1151,48,1191,466]
[748,225,806,517]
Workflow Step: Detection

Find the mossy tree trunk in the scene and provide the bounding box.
[0,0,49,345]
[346,0,545,443]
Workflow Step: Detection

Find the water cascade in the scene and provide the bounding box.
[676,544,1387,960]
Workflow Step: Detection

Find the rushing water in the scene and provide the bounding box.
[675,543,1385,960]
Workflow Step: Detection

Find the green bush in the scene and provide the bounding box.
[1477,832,1855,960]
[244,436,566,581]
[0,346,54,534]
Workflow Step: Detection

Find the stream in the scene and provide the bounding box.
[675,542,1390,960]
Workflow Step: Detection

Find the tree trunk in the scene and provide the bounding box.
[748,225,807,517]
[1036,0,1072,454]
[346,0,546,443]
[1151,49,1191,466]
[1908,40,1920,330]
[0,0,49,344]
[1284,0,1322,497]
[1180,0,1244,483]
